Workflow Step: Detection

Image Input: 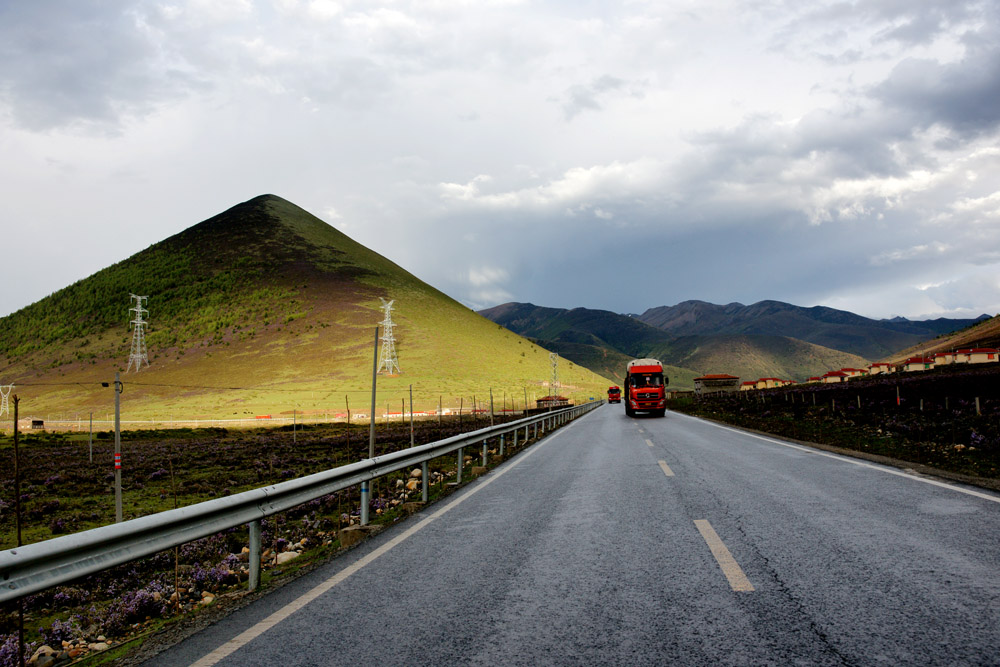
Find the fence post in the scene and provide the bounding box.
[248,520,261,591]
[976,397,981,416]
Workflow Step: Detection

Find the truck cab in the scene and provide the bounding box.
[624,358,668,417]
[607,386,621,403]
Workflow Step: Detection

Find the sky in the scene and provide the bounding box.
[1,1,999,322]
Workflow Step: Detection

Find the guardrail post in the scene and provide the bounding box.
[360,482,369,525]
[481,440,488,466]
[457,447,463,483]
[248,520,261,591]
[422,461,429,502]
[500,433,505,456]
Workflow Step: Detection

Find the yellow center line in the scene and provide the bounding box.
[645,439,654,448]
[657,460,674,477]
[694,519,754,592]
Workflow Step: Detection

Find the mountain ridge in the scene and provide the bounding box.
[479,301,880,387]
[637,299,987,360]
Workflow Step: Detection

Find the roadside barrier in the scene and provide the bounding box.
[0,400,602,603]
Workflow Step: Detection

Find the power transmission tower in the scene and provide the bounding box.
[126,294,149,373]
[377,298,401,375]
[0,384,11,418]
[549,352,559,397]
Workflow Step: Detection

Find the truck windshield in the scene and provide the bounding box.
[634,374,663,387]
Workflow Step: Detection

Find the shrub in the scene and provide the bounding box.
[100,583,168,637]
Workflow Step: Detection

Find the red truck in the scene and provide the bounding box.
[624,358,668,417]
[607,386,621,403]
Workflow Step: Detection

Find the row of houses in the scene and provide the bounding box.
[815,348,999,384]
[733,347,999,391]
[738,377,794,391]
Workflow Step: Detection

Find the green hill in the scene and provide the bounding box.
[651,335,871,383]
[0,196,610,420]
[479,302,874,388]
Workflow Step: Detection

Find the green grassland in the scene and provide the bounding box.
[0,195,609,423]
[649,334,872,383]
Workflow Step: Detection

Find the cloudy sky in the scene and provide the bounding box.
[2,0,999,321]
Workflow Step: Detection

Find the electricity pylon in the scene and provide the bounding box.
[377,298,401,375]
[0,384,11,418]
[126,294,149,373]
[549,352,559,397]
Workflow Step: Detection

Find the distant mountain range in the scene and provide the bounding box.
[636,300,988,360]
[479,301,990,388]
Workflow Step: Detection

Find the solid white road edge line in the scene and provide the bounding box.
[191,415,587,666]
[672,411,1000,504]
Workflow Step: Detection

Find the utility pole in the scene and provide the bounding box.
[113,373,123,522]
[362,327,378,525]
[13,394,24,667]
[126,294,149,373]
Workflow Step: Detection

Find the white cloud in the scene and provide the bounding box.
[2,0,1000,322]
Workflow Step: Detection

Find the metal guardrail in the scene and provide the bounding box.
[0,401,602,603]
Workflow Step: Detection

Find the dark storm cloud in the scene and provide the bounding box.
[0,2,204,131]
[874,44,1000,137]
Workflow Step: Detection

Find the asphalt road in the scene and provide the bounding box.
[149,405,1000,666]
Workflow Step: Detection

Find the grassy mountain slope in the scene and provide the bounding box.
[885,314,1000,364]
[479,302,867,388]
[652,335,871,383]
[0,196,609,419]
[638,300,986,360]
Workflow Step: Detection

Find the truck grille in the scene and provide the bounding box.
[638,392,657,400]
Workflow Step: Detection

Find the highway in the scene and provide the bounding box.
[149,405,1000,665]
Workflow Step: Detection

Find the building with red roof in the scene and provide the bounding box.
[902,357,934,372]
[693,374,741,395]
[821,370,848,384]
